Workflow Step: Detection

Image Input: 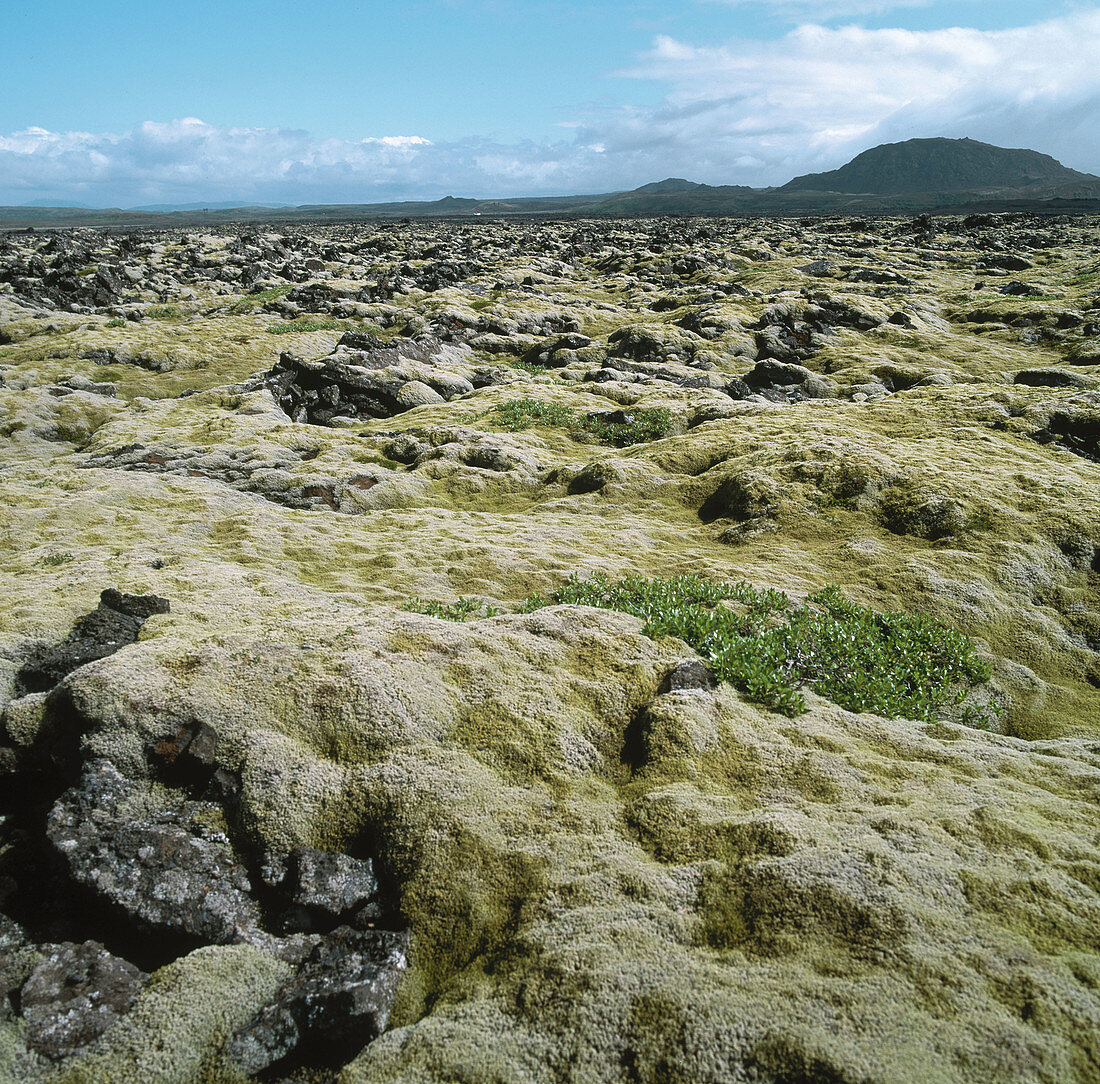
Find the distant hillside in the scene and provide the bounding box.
[632,178,706,195]
[128,200,294,212]
[782,137,1100,196]
[21,198,91,208]
[5,137,1100,228]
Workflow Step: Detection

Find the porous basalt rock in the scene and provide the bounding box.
[225,926,411,1074]
[20,940,148,1061]
[46,758,261,945]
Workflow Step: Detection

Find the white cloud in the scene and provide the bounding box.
[2,9,1099,203]
[589,9,1100,184]
[0,118,613,205]
[699,0,942,16]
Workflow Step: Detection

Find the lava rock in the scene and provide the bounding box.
[662,660,718,692]
[741,359,836,401]
[15,589,170,695]
[1031,410,1100,462]
[20,941,148,1061]
[1013,369,1087,388]
[289,847,381,917]
[225,926,411,1074]
[999,280,1044,297]
[978,254,1034,272]
[47,759,260,945]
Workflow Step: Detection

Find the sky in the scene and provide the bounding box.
[1,0,1098,206]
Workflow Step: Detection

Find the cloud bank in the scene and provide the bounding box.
[3,9,1099,205]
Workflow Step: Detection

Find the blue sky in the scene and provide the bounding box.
[2,0,1098,205]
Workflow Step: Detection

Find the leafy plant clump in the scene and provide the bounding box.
[401,596,500,621]
[491,398,673,447]
[522,574,994,721]
[40,551,75,566]
[146,304,184,319]
[230,284,293,312]
[266,318,348,335]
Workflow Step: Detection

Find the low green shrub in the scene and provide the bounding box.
[522,574,993,721]
[266,318,347,335]
[509,360,553,376]
[40,551,75,566]
[401,596,500,621]
[491,398,673,447]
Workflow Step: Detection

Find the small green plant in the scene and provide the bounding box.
[490,398,673,447]
[40,551,75,566]
[584,408,673,446]
[266,318,346,335]
[521,574,992,720]
[147,304,183,319]
[469,288,507,312]
[401,596,500,621]
[510,359,553,376]
[104,317,127,329]
[492,399,576,431]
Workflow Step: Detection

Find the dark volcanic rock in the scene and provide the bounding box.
[979,254,1034,272]
[266,335,466,425]
[734,359,836,402]
[999,280,1045,297]
[46,759,260,945]
[1013,369,1087,388]
[268,846,383,933]
[15,589,170,695]
[225,926,411,1074]
[291,848,379,915]
[20,940,148,1061]
[662,660,717,692]
[1031,410,1100,462]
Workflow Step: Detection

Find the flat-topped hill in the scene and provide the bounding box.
[782,136,1100,196]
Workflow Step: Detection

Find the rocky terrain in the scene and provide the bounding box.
[0,212,1098,1082]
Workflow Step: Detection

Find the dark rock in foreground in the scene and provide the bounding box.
[20,941,148,1061]
[226,926,411,1074]
[47,759,261,945]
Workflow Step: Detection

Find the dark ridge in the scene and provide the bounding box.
[782,137,1100,196]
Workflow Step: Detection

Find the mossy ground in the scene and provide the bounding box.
[1,216,1099,1082]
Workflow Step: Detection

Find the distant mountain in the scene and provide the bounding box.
[4,138,1100,227]
[632,178,706,195]
[21,199,92,208]
[782,137,1100,196]
[127,200,294,212]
